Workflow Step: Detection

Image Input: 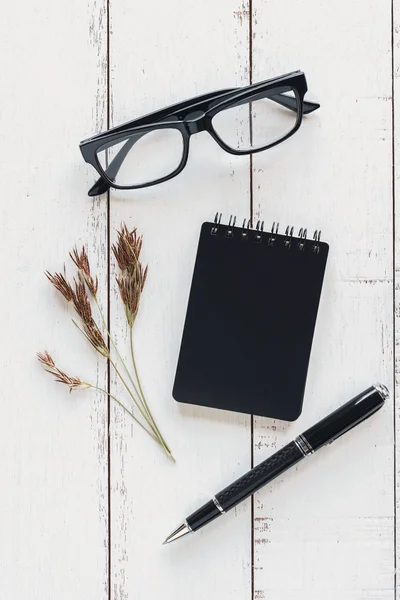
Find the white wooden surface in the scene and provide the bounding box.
[0,0,396,598]
[0,0,109,598]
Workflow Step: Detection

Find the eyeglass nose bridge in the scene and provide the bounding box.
[184,111,208,135]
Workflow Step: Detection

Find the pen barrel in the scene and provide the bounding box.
[215,441,304,513]
[301,384,387,452]
[187,500,222,532]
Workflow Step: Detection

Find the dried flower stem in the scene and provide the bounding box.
[71,288,173,457]
[92,295,142,403]
[86,257,172,457]
[115,350,173,459]
[71,318,158,434]
[110,357,161,437]
[129,327,172,455]
[89,296,170,454]
[89,385,159,442]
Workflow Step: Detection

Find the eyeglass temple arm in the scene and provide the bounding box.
[88,175,111,197]
[231,90,320,114]
[270,94,319,114]
[88,134,142,196]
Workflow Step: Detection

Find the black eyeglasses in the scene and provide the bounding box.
[80,70,319,196]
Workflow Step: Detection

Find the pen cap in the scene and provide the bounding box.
[302,384,388,452]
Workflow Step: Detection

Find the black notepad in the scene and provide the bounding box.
[173,218,329,421]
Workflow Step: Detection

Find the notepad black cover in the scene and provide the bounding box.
[173,222,329,421]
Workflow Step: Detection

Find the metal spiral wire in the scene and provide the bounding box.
[211,212,222,235]
[210,215,322,252]
[312,229,321,253]
[225,215,236,238]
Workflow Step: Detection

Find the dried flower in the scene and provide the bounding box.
[71,276,92,322]
[116,266,148,327]
[40,223,174,461]
[71,277,109,357]
[113,224,148,327]
[45,271,74,302]
[70,246,98,296]
[46,269,109,358]
[37,351,89,392]
[112,224,143,275]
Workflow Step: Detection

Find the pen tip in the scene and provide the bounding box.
[162,521,192,545]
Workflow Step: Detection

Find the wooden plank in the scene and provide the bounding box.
[394,0,400,597]
[107,2,253,598]
[0,1,109,598]
[251,0,394,598]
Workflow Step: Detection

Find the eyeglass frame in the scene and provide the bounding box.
[79,70,320,196]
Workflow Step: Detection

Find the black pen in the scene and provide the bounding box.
[163,383,388,544]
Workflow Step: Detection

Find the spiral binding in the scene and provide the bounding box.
[211,213,322,253]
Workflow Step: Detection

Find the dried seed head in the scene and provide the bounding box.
[80,320,110,357]
[72,277,93,323]
[70,246,98,296]
[112,224,143,275]
[141,264,148,292]
[116,275,140,327]
[113,223,148,327]
[46,265,108,358]
[37,351,56,370]
[37,351,89,392]
[71,278,109,357]
[46,271,74,302]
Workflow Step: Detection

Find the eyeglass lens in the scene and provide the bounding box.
[96,128,184,187]
[211,86,298,151]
